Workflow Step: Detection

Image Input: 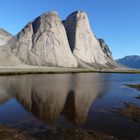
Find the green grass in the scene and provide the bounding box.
[0,67,140,76]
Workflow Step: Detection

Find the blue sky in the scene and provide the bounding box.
[0,0,140,59]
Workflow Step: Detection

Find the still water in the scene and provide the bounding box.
[0,73,140,139]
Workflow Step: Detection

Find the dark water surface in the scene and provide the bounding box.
[0,73,140,139]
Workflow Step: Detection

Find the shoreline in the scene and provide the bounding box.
[0,124,118,140]
[0,67,140,75]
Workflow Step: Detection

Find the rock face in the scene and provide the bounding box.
[0,29,22,66]
[0,11,118,68]
[63,11,113,67]
[11,11,77,67]
[0,28,12,45]
[98,39,113,60]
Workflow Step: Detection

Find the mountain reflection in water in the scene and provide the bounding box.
[0,73,107,125]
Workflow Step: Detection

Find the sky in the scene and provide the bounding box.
[0,0,140,59]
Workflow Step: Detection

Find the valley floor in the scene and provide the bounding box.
[0,66,140,75]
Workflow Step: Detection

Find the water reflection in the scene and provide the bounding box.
[0,73,107,124]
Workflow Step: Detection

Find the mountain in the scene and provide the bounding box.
[0,29,22,66]
[98,39,113,60]
[64,11,113,68]
[117,55,140,69]
[8,11,78,67]
[0,11,120,69]
[0,28,12,45]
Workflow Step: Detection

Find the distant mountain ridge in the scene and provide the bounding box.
[117,55,140,69]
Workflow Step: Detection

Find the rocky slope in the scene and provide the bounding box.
[0,28,12,45]
[98,39,113,59]
[0,29,22,66]
[0,11,119,68]
[117,55,140,69]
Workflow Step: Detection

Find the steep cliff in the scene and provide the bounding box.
[11,11,78,67]
[64,11,113,68]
